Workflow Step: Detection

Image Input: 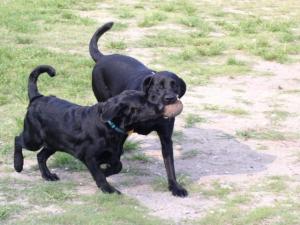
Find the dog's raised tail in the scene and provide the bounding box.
[89,22,114,62]
[28,65,56,101]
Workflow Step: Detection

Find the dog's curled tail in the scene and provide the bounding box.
[28,65,56,101]
[89,22,114,62]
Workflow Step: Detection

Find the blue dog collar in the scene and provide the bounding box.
[107,120,126,134]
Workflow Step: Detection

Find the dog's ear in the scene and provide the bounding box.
[177,77,186,98]
[142,76,153,95]
[100,101,122,122]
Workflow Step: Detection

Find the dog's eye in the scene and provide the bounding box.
[159,81,164,89]
[151,95,156,101]
[170,81,176,88]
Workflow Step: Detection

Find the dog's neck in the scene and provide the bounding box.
[106,118,134,136]
[96,103,134,135]
[107,120,126,134]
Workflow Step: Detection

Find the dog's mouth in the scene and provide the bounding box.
[162,97,183,119]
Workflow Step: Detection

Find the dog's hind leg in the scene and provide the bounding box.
[14,135,24,172]
[37,147,59,181]
[14,123,43,172]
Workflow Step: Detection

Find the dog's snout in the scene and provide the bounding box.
[164,94,177,104]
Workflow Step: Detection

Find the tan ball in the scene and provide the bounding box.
[163,100,183,118]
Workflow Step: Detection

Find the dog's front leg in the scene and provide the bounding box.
[103,161,122,177]
[157,119,188,197]
[84,158,121,194]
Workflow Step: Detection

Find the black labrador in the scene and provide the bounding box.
[14,65,163,194]
[89,22,188,197]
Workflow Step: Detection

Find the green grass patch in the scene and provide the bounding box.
[105,40,127,50]
[227,57,246,66]
[172,130,184,143]
[111,22,128,31]
[200,181,233,199]
[179,17,211,35]
[283,89,300,94]
[126,152,152,163]
[181,149,199,159]
[0,205,22,222]
[140,31,192,47]
[152,174,190,192]
[203,104,249,116]
[185,114,206,128]
[114,6,135,19]
[51,152,86,171]
[264,176,288,192]
[26,181,75,205]
[9,193,168,225]
[235,129,299,141]
[123,140,140,152]
[138,11,167,27]
[221,107,249,116]
[0,0,95,33]
[264,109,291,124]
[251,176,290,193]
[203,104,220,111]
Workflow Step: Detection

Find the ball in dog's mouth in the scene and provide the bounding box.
[163,100,183,118]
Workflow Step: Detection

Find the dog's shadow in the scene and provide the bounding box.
[128,128,275,181]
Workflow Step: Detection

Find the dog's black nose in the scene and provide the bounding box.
[164,94,177,104]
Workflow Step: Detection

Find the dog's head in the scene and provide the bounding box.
[99,90,163,130]
[142,71,186,106]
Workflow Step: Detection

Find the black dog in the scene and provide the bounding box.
[14,65,163,194]
[89,22,188,197]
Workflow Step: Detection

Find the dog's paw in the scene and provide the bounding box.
[43,173,60,181]
[170,184,188,197]
[101,184,121,194]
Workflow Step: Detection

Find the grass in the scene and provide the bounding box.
[115,6,135,19]
[194,176,300,225]
[203,104,220,111]
[172,130,184,143]
[250,176,290,193]
[111,22,128,31]
[26,181,76,205]
[236,128,299,141]
[152,174,190,192]
[138,11,167,27]
[105,40,127,50]
[123,140,140,152]
[51,152,86,171]
[264,109,291,124]
[203,104,249,116]
[221,107,249,116]
[19,194,169,225]
[0,177,167,224]
[185,114,206,128]
[179,18,211,36]
[226,57,246,66]
[126,152,152,163]
[0,205,19,222]
[192,181,234,199]
[181,149,199,159]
